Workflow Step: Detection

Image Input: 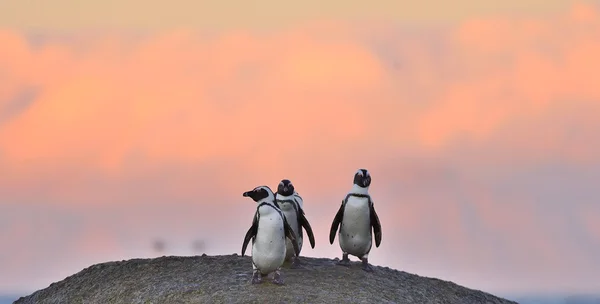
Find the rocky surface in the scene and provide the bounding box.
[15,254,518,304]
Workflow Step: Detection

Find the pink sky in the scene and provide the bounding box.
[1,1,600,296]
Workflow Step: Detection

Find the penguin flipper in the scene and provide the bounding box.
[293,192,304,208]
[283,216,301,257]
[329,200,345,244]
[241,211,259,256]
[298,209,316,249]
[369,199,382,247]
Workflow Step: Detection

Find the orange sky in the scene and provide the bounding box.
[0,0,575,30]
[1,1,600,296]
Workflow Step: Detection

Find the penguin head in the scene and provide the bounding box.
[276,179,295,196]
[353,169,371,188]
[243,185,275,202]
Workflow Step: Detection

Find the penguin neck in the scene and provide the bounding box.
[276,193,294,200]
[256,193,275,205]
[349,184,370,195]
[257,200,279,212]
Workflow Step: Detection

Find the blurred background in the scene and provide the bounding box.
[1,1,600,303]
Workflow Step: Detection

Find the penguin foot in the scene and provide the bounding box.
[272,269,285,285]
[336,253,351,267]
[361,258,374,273]
[290,256,304,269]
[336,259,351,266]
[251,270,263,284]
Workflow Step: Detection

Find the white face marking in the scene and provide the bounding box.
[279,181,284,187]
[356,169,363,176]
[288,182,293,188]
[366,171,370,178]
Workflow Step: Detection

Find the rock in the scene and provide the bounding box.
[14,255,517,304]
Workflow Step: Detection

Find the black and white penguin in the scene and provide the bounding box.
[241,185,300,285]
[329,169,382,272]
[275,179,316,268]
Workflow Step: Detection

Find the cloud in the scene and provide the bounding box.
[1,2,600,294]
[0,87,38,126]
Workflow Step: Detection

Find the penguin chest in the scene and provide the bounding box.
[280,204,303,259]
[252,212,286,273]
[339,198,372,256]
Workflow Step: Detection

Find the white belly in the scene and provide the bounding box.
[252,211,287,274]
[280,202,303,260]
[339,197,372,257]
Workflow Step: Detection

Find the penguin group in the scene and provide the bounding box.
[241,168,382,285]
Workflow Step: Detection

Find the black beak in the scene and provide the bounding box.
[243,191,251,197]
[283,186,288,192]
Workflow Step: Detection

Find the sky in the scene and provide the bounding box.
[1,0,600,297]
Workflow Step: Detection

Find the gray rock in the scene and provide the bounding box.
[14,255,518,304]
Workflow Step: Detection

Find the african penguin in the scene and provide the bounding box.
[241,185,300,285]
[329,169,382,272]
[275,179,316,268]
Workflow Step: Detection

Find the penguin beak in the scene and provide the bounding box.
[243,191,251,197]
[283,186,289,193]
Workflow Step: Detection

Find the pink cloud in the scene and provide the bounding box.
[1,1,600,295]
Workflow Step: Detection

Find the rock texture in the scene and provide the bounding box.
[15,254,518,304]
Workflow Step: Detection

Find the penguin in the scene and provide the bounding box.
[293,191,304,209]
[275,179,316,268]
[241,185,301,285]
[329,169,382,272]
